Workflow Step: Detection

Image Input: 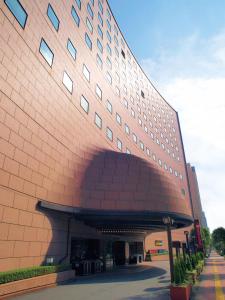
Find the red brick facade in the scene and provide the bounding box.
[0,0,192,271]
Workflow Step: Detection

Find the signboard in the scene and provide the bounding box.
[155,240,163,246]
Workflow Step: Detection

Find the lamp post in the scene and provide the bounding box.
[163,216,174,283]
[184,230,190,256]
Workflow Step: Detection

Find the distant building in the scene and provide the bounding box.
[186,164,207,228]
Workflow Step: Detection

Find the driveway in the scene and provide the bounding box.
[13,261,171,300]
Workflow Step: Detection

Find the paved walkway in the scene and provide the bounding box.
[192,251,225,300]
[12,261,171,300]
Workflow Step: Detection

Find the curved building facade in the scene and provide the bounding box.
[0,0,192,271]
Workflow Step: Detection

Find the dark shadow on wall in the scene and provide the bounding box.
[37,149,190,277]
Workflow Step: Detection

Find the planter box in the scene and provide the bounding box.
[170,284,192,300]
[0,270,74,298]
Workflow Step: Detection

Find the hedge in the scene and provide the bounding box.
[0,264,72,284]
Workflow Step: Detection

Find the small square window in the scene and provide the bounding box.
[98,0,103,14]
[131,109,135,118]
[125,124,130,135]
[115,86,120,97]
[106,127,113,141]
[96,54,102,69]
[116,113,121,125]
[97,39,103,53]
[4,0,28,29]
[106,31,111,43]
[106,44,112,56]
[121,50,125,59]
[146,148,150,156]
[106,72,112,84]
[106,100,112,114]
[132,133,137,143]
[71,6,80,27]
[140,141,144,151]
[80,95,89,113]
[97,25,103,39]
[107,8,111,20]
[106,19,111,31]
[67,39,76,60]
[117,139,122,151]
[87,3,94,19]
[95,113,102,128]
[141,90,145,98]
[96,84,102,100]
[39,38,54,67]
[86,17,93,33]
[106,57,112,69]
[75,0,81,10]
[83,64,90,82]
[126,148,131,155]
[98,12,103,26]
[85,33,92,50]
[63,71,73,94]
[47,4,59,31]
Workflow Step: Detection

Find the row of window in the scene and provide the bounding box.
[5,0,181,173]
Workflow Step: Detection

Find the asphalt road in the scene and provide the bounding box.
[12,261,171,300]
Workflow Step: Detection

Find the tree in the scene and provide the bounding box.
[201,227,211,252]
[212,227,225,255]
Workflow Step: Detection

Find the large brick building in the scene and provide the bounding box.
[0,0,194,272]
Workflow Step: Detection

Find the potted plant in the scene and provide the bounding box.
[170,259,192,300]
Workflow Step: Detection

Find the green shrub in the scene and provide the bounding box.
[174,259,185,285]
[191,254,198,269]
[0,264,71,284]
[185,255,193,271]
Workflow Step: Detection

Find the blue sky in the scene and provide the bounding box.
[109,0,225,231]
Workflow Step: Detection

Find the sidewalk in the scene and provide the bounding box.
[191,251,225,300]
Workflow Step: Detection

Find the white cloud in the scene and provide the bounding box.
[141,31,225,231]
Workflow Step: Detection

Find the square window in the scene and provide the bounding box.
[96,54,102,69]
[106,57,112,69]
[97,25,103,39]
[80,95,89,113]
[86,17,93,33]
[146,148,150,156]
[106,30,111,43]
[96,84,102,99]
[87,3,94,19]
[98,0,103,14]
[85,33,92,50]
[140,141,144,151]
[98,12,103,26]
[106,100,112,114]
[97,39,103,53]
[116,113,121,125]
[125,124,130,135]
[115,86,120,97]
[106,44,112,56]
[106,72,112,84]
[67,39,76,60]
[126,148,131,155]
[95,113,102,128]
[4,0,27,29]
[121,49,125,59]
[117,139,122,151]
[106,19,111,31]
[75,0,81,10]
[63,71,73,93]
[132,133,137,143]
[83,64,90,82]
[71,6,80,27]
[39,38,54,67]
[47,4,59,31]
[106,127,113,141]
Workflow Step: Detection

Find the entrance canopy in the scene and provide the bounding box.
[38,150,193,236]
